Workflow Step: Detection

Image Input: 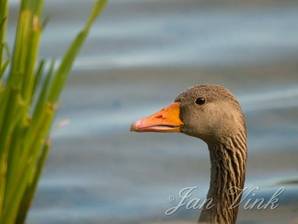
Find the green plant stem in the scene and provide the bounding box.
[0,0,107,223]
[16,140,51,224]
[0,0,8,70]
[48,0,107,103]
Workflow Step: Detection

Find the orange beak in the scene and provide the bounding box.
[130,102,183,133]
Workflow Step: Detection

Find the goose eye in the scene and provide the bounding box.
[195,97,206,105]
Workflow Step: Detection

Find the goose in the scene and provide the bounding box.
[131,84,247,224]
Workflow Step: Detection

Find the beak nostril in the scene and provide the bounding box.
[156,115,163,119]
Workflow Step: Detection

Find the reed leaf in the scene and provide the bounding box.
[0,0,8,69]
[48,0,107,103]
[16,140,51,224]
[32,59,45,101]
[0,0,107,223]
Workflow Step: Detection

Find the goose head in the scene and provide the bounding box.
[131,84,246,144]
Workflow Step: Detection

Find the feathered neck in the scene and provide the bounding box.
[199,131,247,224]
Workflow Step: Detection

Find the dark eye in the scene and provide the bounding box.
[195,97,206,105]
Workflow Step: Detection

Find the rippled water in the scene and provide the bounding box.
[8,0,298,223]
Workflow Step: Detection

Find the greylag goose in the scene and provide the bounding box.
[131,84,247,224]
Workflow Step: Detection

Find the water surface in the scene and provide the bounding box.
[8,0,298,223]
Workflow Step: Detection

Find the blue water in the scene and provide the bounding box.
[8,0,298,223]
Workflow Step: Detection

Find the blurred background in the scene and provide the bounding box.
[9,0,298,223]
